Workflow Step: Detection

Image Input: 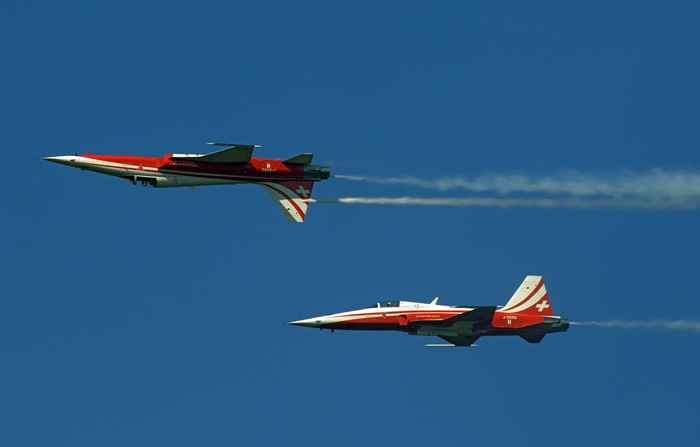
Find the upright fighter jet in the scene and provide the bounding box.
[290,276,569,346]
[43,143,330,222]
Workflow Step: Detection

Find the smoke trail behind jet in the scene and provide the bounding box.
[309,197,699,210]
[571,320,700,333]
[336,170,700,204]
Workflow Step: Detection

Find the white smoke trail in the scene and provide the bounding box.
[335,170,700,204]
[571,320,700,333]
[309,197,699,210]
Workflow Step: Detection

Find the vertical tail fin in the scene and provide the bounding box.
[500,276,554,317]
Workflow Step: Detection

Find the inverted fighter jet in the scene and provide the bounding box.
[43,143,330,222]
[289,276,569,346]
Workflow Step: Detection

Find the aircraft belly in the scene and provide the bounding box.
[75,159,154,179]
[155,175,241,187]
[87,161,311,188]
[325,322,401,331]
[83,165,130,177]
[416,327,464,337]
[159,169,306,186]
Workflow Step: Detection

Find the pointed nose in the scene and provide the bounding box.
[288,318,324,328]
[43,156,79,167]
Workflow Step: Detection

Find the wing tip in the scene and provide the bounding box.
[206,142,262,148]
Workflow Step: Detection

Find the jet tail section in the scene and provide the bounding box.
[492,276,566,345]
[260,181,316,223]
[500,276,554,316]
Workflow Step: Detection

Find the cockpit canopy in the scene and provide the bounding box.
[366,301,402,308]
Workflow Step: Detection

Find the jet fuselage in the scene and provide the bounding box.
[44,143,331,222]
[290,276,570,346]
[43,154,330,188]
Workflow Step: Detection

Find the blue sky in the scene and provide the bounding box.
[2,1,699,445]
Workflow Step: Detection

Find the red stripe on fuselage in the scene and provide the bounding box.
[77,160,311,184]
[81,155,306,181]
[318,310,468,329]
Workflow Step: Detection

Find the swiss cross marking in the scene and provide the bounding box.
[536,300,550,312]
[296,186,310,197]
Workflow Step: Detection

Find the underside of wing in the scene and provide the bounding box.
[170,144,260,164]
[283,153,314,164]
[437,335,481,346]
[197,144,259,163]
[443,306,497,323]
[260,181,316,223]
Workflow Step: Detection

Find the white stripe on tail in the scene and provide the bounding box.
[500,276,554,316]
[260,181,315,223]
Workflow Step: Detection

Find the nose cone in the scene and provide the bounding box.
[288,317,325,328]
[43,156,80,167]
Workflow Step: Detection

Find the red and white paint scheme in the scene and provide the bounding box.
[43,143,330,222]
[290,276,569,346]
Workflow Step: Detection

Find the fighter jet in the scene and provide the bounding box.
[43,143,330,222]
[289,276,568,346]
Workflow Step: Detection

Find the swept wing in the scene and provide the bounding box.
[170,143,261,163]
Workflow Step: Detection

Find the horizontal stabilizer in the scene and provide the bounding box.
[520,331,546,343]
[283,153,314,164]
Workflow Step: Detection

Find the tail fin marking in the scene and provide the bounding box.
[260,181,315,223]
[500,276,554,316]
